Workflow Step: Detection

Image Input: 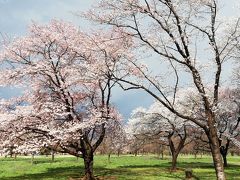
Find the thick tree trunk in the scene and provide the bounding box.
[211,144,225,180]
[83,151,95,180]
[79,124,106,180]
[206,124,226,180]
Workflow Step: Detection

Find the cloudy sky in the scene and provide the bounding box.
[0,0,153,120]
[0,0,239,120]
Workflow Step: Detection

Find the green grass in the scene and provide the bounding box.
[0,155,239,179]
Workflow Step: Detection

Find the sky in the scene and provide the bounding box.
[0,0,239,120]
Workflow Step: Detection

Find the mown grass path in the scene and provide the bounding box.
[0,155,239,179]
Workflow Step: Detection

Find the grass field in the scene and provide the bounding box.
[0,155,239,180]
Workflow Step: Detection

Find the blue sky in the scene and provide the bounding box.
[0,0,238,120]
[0,0,154,120]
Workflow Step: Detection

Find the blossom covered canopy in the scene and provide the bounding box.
[0,20,132,154]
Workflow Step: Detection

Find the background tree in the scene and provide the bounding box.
[216,88,240,167]
[175,87,240,167]
[128,103,192,171]
[97,120,127,162]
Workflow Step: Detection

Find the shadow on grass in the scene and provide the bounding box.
[118,162,213,170]
[0,166,134,180]
[0,166,83,180]
[0,165,186,180]
[1,157,79,164]
[119,161,240,169]
[0,159,239,180]
[119,161,240,180]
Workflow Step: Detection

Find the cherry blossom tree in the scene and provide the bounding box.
[128,103,192,171]
[98,120,127,162]
[126,107,156,156]
[175,87,240,166]
[216,88,240,167]
[0,20,132,180]
[86,1,240,179]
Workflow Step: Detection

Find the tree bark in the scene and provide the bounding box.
[222,155,227,168]
[83,150,95,180]
[219,139,230,168]
[220,146,228,167]
[108,153,111,163]
[206,122,226,180]
[171,154,178,171]
[194,152,197,159]
[169,139,180,171]
[210,142,225,180]
[134,150,138,156]
[31,153,34,165]
[51,150,55,162]
[168,128,187,171]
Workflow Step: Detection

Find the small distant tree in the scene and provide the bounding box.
[98,120,127,162]
[177,87,240,167]
[128,103,192,171]
[216,88,240,167]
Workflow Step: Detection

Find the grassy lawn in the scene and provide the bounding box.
[0,155,239,179]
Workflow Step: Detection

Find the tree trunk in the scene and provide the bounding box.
[10,148,13,158]
[83,151,95,180]
[134,150,137,156]
[157,145,164,159]
[51,150,55,162]
[222,155,227,168]
[220,147,228,167]
[210,143,225,180]
[194,152,197,159]
[108,153,111,163]
[219,139,230,168]
[31,154,34,165]
[171,153,178,171]
[206,124,226,180]
[168,131,186,171]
